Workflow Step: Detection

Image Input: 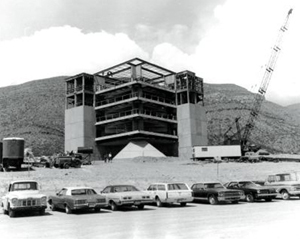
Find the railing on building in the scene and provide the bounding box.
[95,77,175,93]
[95,92,175,107]
[96,129,178,140]
[95,92,139,106]
[96,108,177,122]
[66,85,94,94]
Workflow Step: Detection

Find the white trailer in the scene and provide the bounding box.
[192,145,241,160]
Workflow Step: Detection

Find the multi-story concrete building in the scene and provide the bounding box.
[65,58,208,160]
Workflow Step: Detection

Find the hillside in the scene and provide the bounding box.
[205,84,300,153]
[286,103,300,116]
[0,77,66,156]
[0,78,299,155]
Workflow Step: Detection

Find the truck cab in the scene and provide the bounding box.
[265,172,300,200]
[1,180,47,217]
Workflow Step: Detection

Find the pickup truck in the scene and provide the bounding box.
[146,183,193,207]
[1,180,47,217]
[264,172,300,200]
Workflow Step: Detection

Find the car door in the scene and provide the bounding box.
[101,186,112,200]
[54,188,68,209]
[156,184,167,200]
[192,183,206,199]
[146,184,157,199]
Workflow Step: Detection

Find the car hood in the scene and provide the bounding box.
[209,188,241,193]
[243,186,263,190]
[245,185,275,190]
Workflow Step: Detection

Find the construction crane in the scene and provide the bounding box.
[223,117,241,145]
[240,8,293,153]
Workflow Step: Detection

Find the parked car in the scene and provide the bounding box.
[48,187,107,214]
[264,172,300,200]
[1,180,47,217]
[146,183,193,207]
[191,182,245,205]
[224,181,278,202]
[100,185,153,211]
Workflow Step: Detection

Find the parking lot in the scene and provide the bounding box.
[0,198,299,239]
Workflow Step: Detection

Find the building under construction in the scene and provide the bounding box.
[65,58,208,160]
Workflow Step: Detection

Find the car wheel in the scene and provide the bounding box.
[156,197,162,207]
[39,209,45,215]
[281,190,290,200]
[246,194,254,202]
[3,165,9,172]
[9,208,15,218]
[3,206,8,215]
[16,162,22,171]
[137,204,145,210]
[50,204,56,211]
[94,207,101,213]
[208,195,218,205]
[48,200,56,211]
[74,160,81,168]
[64,163,70,169]
[1,203,7,214]
[180,202,187,207]
[110,202,118,211]
[65,205,72,214]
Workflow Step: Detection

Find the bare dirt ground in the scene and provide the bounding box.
[1,158,300,196]
[1,158,300,239]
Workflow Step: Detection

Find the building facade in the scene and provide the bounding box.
[65,58,208,160]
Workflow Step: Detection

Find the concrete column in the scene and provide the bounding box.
[177,103,208,159]
[65,106,96,157]
[131,66,136,81]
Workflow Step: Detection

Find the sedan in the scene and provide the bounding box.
[191,182,245,205]
[48,187,107,214]
[224,181,278,202]
[101,185,153,211]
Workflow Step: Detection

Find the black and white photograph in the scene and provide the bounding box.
[0,0,300,238]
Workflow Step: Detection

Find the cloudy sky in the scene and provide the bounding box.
[0,0,299,106]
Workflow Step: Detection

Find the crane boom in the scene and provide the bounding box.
[241,9,293,152]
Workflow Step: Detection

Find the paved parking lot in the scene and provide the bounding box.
[1,199,299,239]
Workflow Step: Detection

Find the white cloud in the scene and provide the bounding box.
[0,26,149,87]
[151,0,300,106]
[0,0,299,106]
[151,43,192,72]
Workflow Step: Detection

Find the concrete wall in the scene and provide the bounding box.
[65,106,96,157]
[177,103,208,159]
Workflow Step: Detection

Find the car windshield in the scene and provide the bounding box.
[113,186,139,192]
[71,189,97,195]
[12,182,38,191]
[204,183,224,189]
